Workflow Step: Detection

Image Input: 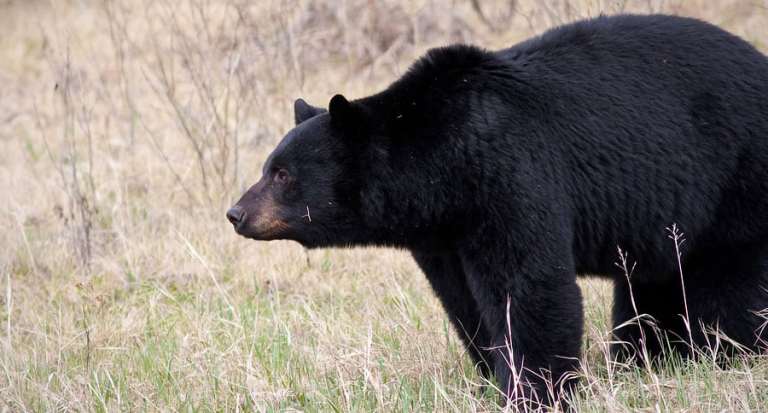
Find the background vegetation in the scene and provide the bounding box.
[1,0,767,410]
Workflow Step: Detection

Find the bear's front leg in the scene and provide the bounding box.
[411,250,494,377]
[460,231,583,406]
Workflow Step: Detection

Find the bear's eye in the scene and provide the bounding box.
[274,168,290,184]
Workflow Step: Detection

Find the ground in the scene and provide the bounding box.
[1,0,767,411]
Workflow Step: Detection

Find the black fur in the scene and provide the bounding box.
[228,14,768,404]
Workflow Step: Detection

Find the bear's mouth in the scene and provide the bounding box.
[240,218,290,240]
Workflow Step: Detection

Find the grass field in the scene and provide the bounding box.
[1,0,768,411]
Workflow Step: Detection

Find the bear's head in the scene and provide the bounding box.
[227,95,378,248]
[227,46,495,249]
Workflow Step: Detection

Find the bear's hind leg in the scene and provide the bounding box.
[680,246,768,356]
[612,245,768,363]
[611,279,686,362]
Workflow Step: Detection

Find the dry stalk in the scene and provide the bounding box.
[614,246,666,408]
[666,223,694,351]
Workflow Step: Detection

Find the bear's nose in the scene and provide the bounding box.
[226,206,246,227]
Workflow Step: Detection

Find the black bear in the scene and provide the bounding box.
[227,14,768,404]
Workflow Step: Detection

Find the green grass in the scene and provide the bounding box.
[4,257,768,411]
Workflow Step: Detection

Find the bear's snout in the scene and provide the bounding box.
[226,205,247,229]
[226,185,289,240]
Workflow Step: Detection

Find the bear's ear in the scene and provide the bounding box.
[329,94,369,133]
[294,98,326,125]
[328,94,357,124]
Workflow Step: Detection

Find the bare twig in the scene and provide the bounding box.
[470,0,518,33]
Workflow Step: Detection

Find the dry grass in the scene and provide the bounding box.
[1,0,767,411]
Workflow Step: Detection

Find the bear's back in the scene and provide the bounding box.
[495,15,768,274]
